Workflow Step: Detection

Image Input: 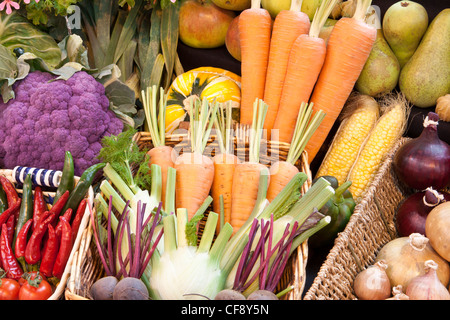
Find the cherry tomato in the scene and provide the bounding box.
[19,272,53,300]
[0,278,20,300]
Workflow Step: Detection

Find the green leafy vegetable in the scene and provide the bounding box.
[98,126,152,192]
[0,12,61,68]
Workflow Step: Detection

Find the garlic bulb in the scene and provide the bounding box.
[406,260,450,300]
[386,285,409,300]
[354,260,391,300]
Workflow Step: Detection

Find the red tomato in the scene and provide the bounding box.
[0,278,21,300]
[18,271,46,286]
[19,273,53,300]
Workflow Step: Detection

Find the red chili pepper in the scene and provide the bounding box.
[33,186,48,231]
[39,224,60,278]
[49,191,69,219]
[24,212,55,265]
[52,217,72,280]
[55,208,72,239]
[14,219,33,264]
[0,224,23,280]
[0,176,20,208]
[71,199,86,243]
[0,199,21,229]
[6,214,15,245]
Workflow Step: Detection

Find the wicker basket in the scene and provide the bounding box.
[303,137,415,300]
[65,126,313,300]
[0,166,92,300]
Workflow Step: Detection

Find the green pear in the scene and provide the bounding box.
[399,9,450,108]
[382,1,428,68]
[356,8,400,97]
[356,30,400,97]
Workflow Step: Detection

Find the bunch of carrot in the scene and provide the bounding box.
[239,0,377,163]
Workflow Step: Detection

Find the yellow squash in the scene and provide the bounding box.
[165,67,241,133]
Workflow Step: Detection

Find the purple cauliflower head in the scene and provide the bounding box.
[0,71,123,176]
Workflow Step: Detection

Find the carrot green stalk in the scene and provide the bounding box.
[272,0,339,144]
[239,0,273,125]
[212,101,241,233]
[142,85,176,210]
[263,0,311,137]
[267,102,326,202]
[174,97,219,220]
[305,0,377,162]
[230,99,270,235]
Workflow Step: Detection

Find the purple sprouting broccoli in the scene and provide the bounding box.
[0,71,123,176]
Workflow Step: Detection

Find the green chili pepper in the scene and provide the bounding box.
[62,162,106,213]
[0,183,8,213]
[309,175,356,249]
[14,174,33,247]
[53,151,75,205]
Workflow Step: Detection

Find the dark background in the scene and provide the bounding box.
[176,0,449,297]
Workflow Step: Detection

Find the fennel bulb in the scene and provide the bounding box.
[148,208,243,300]
[150,246,225,300]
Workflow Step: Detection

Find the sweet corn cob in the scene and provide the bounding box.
[348,96,409,202]
[316,95,380,185]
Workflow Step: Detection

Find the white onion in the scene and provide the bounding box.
[375,233,450,288]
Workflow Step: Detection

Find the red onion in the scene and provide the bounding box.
[396,188,450,237]
[393,112,450,190]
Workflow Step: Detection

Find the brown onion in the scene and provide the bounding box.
[406,260,450,300]
[425,201,450,262]
[354,260,391,300]
[375,233,450,288]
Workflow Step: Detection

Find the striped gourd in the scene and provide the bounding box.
[316,94,380,185]
[165,67,241,134]
[347,94,409,201]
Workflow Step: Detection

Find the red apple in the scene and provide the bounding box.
[179,0,236,49]
[225,15,241,61]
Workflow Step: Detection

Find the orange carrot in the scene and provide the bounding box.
[230,99,269,234]
[305,0,377,162]
[263,0,310,138]
[239,0,272,126]
[267,161,300,202]
[147,145,175,206]
[211,102,240,233]
[267,102,325,202]
[175,152,215,220]
[272,0,338,144]
[212,153,240,232]
[174,98,219,220]
[141,86,176,209]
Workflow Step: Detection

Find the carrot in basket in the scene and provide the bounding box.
[211,101,240,233]
[239,0,272,126]
[174,98,219,221]
[267,102,325,202]
[230,99,270,234]
[305,0,377,162]
[263,0,310,137]
[142,85,176,210]
[272,0,338,144]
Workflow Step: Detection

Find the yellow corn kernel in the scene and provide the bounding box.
[348,98,408,202]
[316,95,380,185]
